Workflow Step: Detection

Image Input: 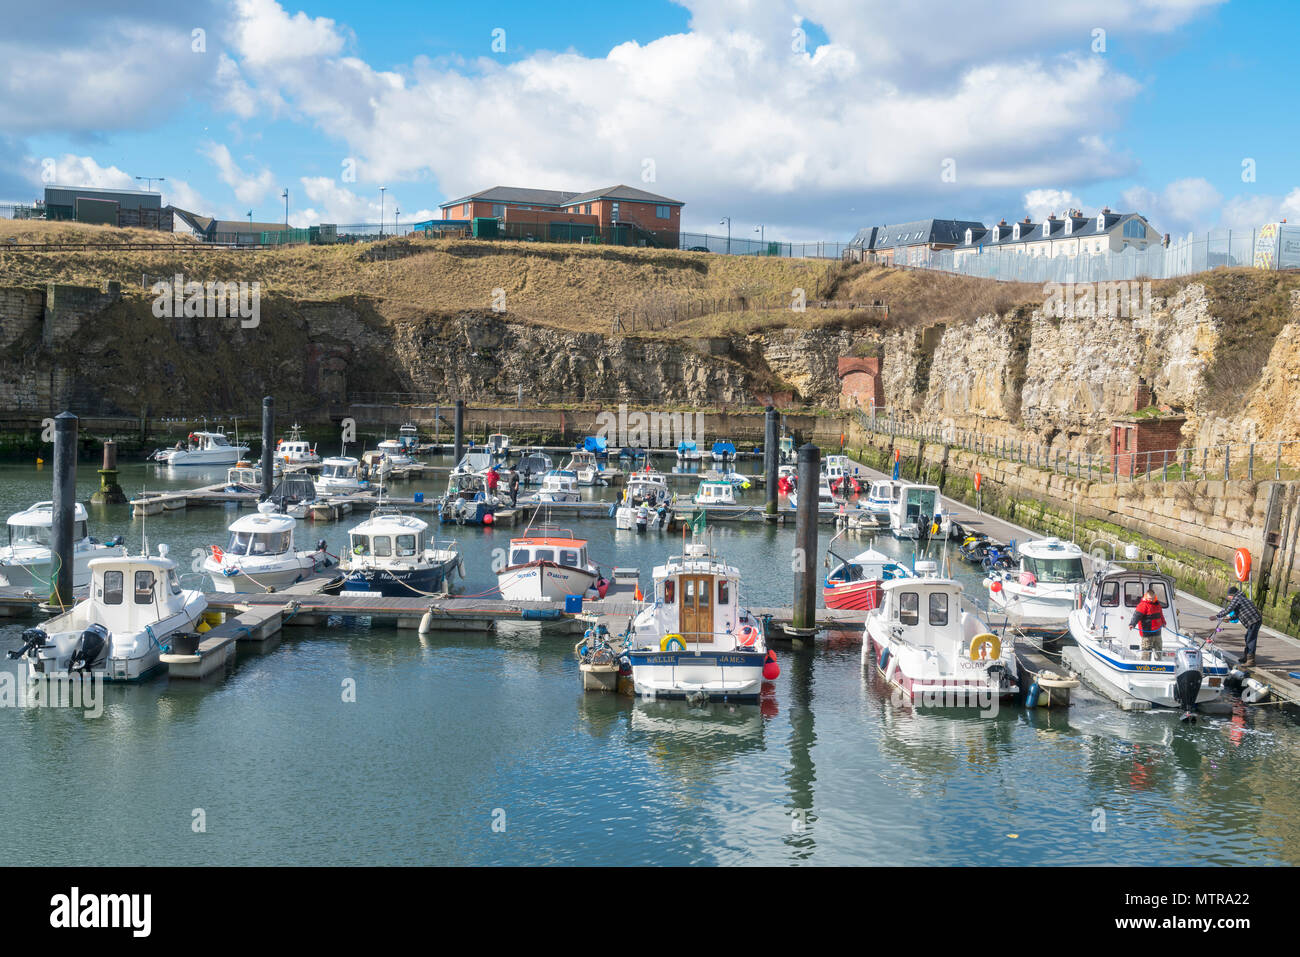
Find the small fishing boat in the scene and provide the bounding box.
[864,563,1020,706]
[0,502,126,590]
[692,479,735,506]
[624,469,669,505]
[8,545,206,682]
[266,474,319,519]
[276,424,320,467]
[535,469,581,503]
[986,538,1087,631]
[1067,562,1230,713]
[376,438,415,467]
[710,441,736,464]
[397,422,419,451]
[862,479,902,519]
[618,445,648,465]
[788,476,836,511]
[341,507,462,597]
[486,433,510,458]
[889,482,939,539]
[676,440,701,462]
[202,502,334,593]
[497,525,603,601]
[516,449,553,485]
[625,533,773,702]
[778,434,796,464]
[360,449,394,483]
[824,454,850,484]
[315,456,369,495]
[152,430,249,467]
[438,472,498,525]
[224,463,263,493]
[823,536,915,610]
[614,501,656,532]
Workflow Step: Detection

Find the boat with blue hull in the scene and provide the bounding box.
[341,508,462,597]
[438,472,499,525]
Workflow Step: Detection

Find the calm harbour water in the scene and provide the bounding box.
[1,454,1298,866]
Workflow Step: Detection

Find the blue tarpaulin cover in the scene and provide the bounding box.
[583,435,607,453]
[712,441,736,455]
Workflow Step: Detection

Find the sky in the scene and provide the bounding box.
[1,0,1297,240]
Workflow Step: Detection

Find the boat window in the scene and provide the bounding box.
[899,591,919,625]
[11,524,51,547]
[511,549,529,565]
[134,570,155,604]
[102,570,123,604]
[718,579,730,604]
[929,592,949,626]
[74,521,87,540]
[684,579,695,602]
[1148,582,1170,606]
[227,531,253,555]
[698,580,710,608]
[169,570,182,595]
[560,549,579,567]
[1123,581,1144,607]
[352,535,370,556]
[1100,581,1119,606]
[373,536,392,558]
[396,535,417,557]
[663,580,675,603]
[534,549,555,563]
[1032,557,1085,583]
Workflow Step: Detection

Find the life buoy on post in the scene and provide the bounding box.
[661,634,686,652]
[968,633,1001,662]
[1233,548,1251,583]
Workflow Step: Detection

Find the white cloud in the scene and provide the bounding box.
[1023,188,1087,221]
[1121,177,1220,236]
[206,143,276,206]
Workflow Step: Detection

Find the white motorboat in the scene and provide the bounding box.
[341,507,462,597]
[625,534,772,702]
[692,479,735,506]
[889,482,939,539]
[0,502,125,590]
[824,454,850,484]
[676,440,701,462]
[788,476,836,511]
[266,474,319,519]
[8,546,206,682]
[202,502,334,593]
[863,479,902,518]
[615,501,658,531]
[497,526,602,602]
[315,456,369,495]
[397,422,419,451]
[152,430,249,467]
[624,469,669,505]
[563,450,603,486]
[361,450,394,482]
[224,464,262,493]
[275,424,320,467]
[710,441,736,464]
[375,439,414,467]
[1067,563,1230,712]
[487,433,510,457]
[864,563,1020,707]
[778,434,796,464]
[986,538,1087,630]
[535,469,581,503]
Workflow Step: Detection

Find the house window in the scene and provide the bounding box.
[611,202,620,221]
[492,204,505,218]
[1123,219,1145,238]
[1064,220,1072,234]
[655,205,670,219]
[462,204,469,216]
[585,204,592,215]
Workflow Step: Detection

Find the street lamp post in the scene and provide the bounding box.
[134,175,165,192]
[281,189,289,226]
[720,216,731,254]
[755,224,765,252]
[379,186,386,239]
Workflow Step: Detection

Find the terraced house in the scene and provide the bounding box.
[436,184,683,247]
[951,208,1160,266]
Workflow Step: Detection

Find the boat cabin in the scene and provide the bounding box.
[320,457,361,481]
[86,551,194,634]
[626,472,668,502]
[349,512,433,563]
[7,502,91,547]
[694,480,735,505]
[186,431,235,452]
[650,544,742,645]
[877,576,970,653]
[446,472,490,500]
[890,483,939,535]
[866,480,903,509]
[487,433,510,454]
[541,470,579,493]
[507,533,589,571]
[397,424,419,449]
[223,510,297,557]
[569,450,598,469]
[1017,538,1086,584]
[1080,569,1180,652]
[825,455,850,481]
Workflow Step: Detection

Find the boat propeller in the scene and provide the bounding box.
[7,627,48,660]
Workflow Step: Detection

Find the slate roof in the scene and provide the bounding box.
[955,212,1147,249]
[872,218,985,249]
[563,184,683,207]
[439,186,580,209]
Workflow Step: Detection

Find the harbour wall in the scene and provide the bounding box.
[845,423,1300,637]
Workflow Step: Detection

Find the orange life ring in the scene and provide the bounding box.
[1234,548,1251,583]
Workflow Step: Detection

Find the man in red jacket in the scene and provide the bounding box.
[1129,588,1166,660]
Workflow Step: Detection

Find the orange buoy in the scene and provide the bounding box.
[1234,548,1251,582]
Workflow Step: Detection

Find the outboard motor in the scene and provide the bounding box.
[8,626,49,660]
[68,624,110,674]
[1174,647,1204,722]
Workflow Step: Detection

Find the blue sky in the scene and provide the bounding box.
[2,0,1296,239]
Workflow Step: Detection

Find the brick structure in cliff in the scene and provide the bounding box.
[1110,384,1186,475]
[837,356,885,411]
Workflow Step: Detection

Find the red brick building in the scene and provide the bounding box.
[437,184,683,247]
[837,356,885,411]
[1110,384,1186,475]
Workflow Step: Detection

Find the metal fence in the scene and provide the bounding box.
[0,202,44,220]
[679,231,849,259]
[887,226,1300,284]
[854,410,1300,484]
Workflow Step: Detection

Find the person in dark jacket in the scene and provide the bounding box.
[1129,588,1166,660]
[1214,586,1262,667]
[508,471,519,507]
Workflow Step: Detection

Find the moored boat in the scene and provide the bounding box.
[889,482,939,539]
[535,469,581,503]
[438,472,499,525]
[497,525,603,601]
[202,502,334,593]
[341,507,462,597]
[152,430,248,467]
[692,479,735,506]
[0,502,125,590]
[986,537,1087,631]
[823,538,915,610]
[276,424,320,467]
[315,456,369,495]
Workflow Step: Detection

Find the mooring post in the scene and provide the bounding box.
[90,438,126,505]
[764,405,778,520]
[260,396,274,501]
[789,442,820,639]
[52,411,77,607]
[454,399,465,464]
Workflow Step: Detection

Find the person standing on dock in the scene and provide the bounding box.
[508,470,519,507]
[485,465,499,497]
[1129,588,1166,661]
[1213,587,1262,668]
